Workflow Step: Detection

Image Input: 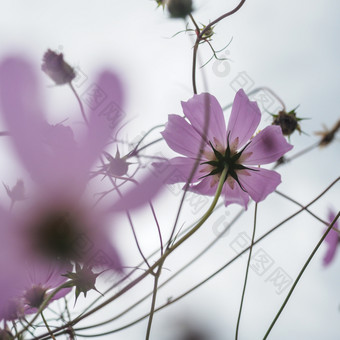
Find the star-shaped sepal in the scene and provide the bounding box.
[63,264,103,305]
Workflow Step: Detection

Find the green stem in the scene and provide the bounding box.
[145,259,165,340]
[168,166,228,253]
[263,211,340,339]
[41,311,56,340]
[235,202,258,339]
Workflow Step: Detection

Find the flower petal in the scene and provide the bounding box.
[323,210,339,266]
[109,169,170,212]
[188,177,218,196]
[238,167,281,202]
[241,126,293,165]
[222,180,250,209]
[0,58,47,181]
[227,89,261,149]
[161,114,205,158]
[152,157,205,185]
[182,93,227,147]
[80,71,124,170]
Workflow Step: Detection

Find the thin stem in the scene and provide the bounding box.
[128,125,165,157]
[263,211,340,339]
[192,0,247,93]
[145,260,164,340]
[0,131,9,136]
[41,311,56,340]
[235,202,258,339]
[149,201,164,256]
[69,82,88,125]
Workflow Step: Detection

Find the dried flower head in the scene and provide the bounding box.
[167,0,193,18]
[41,49,76,85]
[271,108,304,136]
[315,120,340,147]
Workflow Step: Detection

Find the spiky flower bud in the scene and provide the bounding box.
[167,0,193,18]
[42,49,76,85]
[63,264,102,304]
[272,109,302,136]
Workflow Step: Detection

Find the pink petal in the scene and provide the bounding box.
[227,89,261,149]
[84,230,123,272]
[182,93,227,147]
[241,126,293,165]
[238,167,281,202]
[323,229,338,266]
[323,210,339,266]
[80,71,124,170]
[188,177,218,196]
[108,168,172,212]
[0,58,47,181]
[161,114,205,158]
[222,180,250,209]
[152,157,205,185]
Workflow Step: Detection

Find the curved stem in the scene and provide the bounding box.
[235,202,258,339]
[69,82,89,125]
[263,211,340,339]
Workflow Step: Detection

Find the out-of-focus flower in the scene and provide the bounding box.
[0,57,167,312]
[323,210,340,266]
[315,119,340,147]
[23,261,72,314]
[156,89,293,209]
[271,108,305,137]
[41,49,76,85]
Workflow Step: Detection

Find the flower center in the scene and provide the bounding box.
[30,211,85,262]
[24,286,47,309]
[201,136,256,191]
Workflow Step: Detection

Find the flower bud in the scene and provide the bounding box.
[63,264,102,304]
[272,109,302,136]
[167,0,193,18]
[42,49,76,85]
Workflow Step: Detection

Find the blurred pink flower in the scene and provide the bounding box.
[157,89,293,209]
[323,210,340,266]
[0,57,167,312]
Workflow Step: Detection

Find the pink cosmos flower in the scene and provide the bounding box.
[0,57,167,312]
[157,90,293,208]
[323,210,340,266]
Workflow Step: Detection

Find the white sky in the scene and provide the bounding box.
[0,0,339,339]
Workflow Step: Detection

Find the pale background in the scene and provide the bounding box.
[0,0,339,339]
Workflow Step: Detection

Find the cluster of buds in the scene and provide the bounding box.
[271,108,304,137]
